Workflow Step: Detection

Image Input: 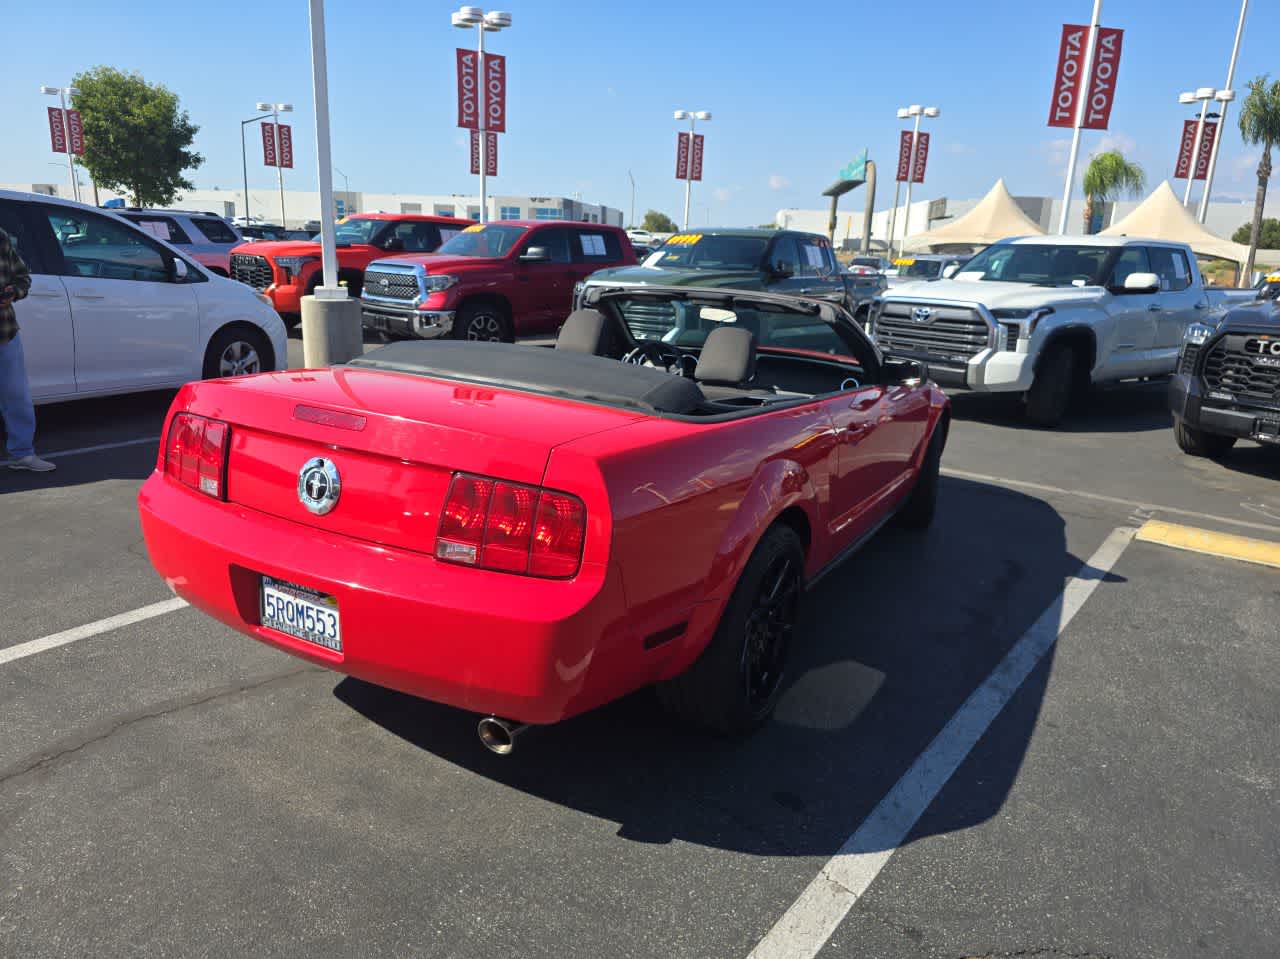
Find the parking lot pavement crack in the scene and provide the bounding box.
[954,949,1113,959]
[0,666,318,789]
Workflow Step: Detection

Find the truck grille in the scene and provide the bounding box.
[363,270,419,300]
[873,302,992,362]
[621,300,676,341]
[1202,336,1280,403]
[230,253,273,291]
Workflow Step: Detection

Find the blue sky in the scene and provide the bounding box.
[1,0,1272,225]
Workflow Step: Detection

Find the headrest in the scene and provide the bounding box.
[556,309,608,355]
[695,326,757,386]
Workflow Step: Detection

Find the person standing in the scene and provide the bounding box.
[0,226,55,472]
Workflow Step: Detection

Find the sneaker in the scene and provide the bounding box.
[8,455,56,472]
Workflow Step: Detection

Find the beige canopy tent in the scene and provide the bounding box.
[1099,180,1280,270]
[902,179,1046,253]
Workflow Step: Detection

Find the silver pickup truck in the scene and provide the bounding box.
[869,236,1253,425]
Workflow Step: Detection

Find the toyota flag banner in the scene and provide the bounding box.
[66,110,85,156]
[457,49,506,133]
[47,107,67,153]
[1047,23,1124,130]
[1194,122,1217,180]
[676,132,690,180]
[277,124,294,169]
[470,130,498,176]
[690,133,705,182]
[261,121,278,167]
[457,49,478,129]
[1174,120,1197,179]
[911,132,931,184]
[895,130,913,182]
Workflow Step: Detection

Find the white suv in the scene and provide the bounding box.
[118,208,243,276]
[0,190,286,405]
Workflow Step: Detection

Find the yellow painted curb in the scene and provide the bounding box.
[1135,520,1280,570]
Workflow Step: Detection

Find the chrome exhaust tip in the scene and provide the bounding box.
[477,716,526,755]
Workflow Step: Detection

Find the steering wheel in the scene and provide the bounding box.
[623,340,688,375]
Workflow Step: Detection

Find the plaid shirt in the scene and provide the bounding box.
[0,227,33,344]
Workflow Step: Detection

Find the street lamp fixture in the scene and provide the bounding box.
[887,103,940,258]
[674,108,711,229]
[453,6,511,224]
[40,84,81,202]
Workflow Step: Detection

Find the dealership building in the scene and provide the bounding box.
[4,182,624,230]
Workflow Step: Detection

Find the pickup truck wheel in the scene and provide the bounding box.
[896,420,945,530]
[657,525,804,735]
[1174,418,1237,458]
[454,303,513,343]
[1025,344,1075,427]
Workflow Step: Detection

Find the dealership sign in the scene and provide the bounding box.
[1176,120,1217,180]
[47,107,67,153]
[895,130,913,182]
[1194,122,1217,179]
[66,110,85,156]
[277,123,294,169]
[261,121,277,167]
[690,133,704,181]
[470,130,498,176]
[457,49,506,133]
[676,132,690,180]
[911,132,930,183]
[1048,23,1124,130]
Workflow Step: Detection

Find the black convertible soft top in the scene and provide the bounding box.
[348,340,707,415]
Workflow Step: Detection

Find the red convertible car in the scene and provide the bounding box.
[138,287,949,752]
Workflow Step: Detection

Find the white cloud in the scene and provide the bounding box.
[714,187,733,202]
[1039,137,1072,176]
[945,142,976,156]
[1096,132,1137,155]
[768,174,789,190]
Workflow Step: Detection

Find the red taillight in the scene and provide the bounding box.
[164,412,230,500]
[436,472,586,578]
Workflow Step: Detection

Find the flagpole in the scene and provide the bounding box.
[1057,0,1103,234]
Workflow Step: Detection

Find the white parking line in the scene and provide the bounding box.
[943,467,1280,536]
[747,526,1136,959]
[45,436,161,460]
[0,598,187,668]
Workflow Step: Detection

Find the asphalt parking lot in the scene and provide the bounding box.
[2,337,1278,958]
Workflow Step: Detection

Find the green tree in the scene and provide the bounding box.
[71,66,203,207]
[1082,150,1146,234]
[1238,74,1280,279]
[640,210,678,233]
[1231,218,1280,248]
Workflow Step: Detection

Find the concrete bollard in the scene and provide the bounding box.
[300,293,363,368]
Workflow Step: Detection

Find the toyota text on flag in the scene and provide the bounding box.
[1047,24,1088,128]
[895,131,913,182]
[911,132,930,184]
[470,130,498,176]
[1194,122,1217,180]
[676,132,690,180]
[261,122,277,167]
[66,110,85,156]
[690,134,705,182]
[456,48,478,130]
[1081,28,1123,130]
[1174,120,1197,180]
[47,107,67,154]
[277,124,294,170]
[484,53,506,134]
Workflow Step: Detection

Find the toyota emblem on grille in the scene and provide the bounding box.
[912,307,933,323]
[297,457,341,516]
[380,277,390,291]
[1246,337,1280,357]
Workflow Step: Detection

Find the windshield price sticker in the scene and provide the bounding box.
[580,234,606,256]
[667,234,703,246]
[463,224,485,233]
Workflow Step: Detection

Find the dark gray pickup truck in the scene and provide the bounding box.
[574,228,885,323]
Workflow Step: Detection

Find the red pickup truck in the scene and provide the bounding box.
[359,220,635,342]
[228,213,471,325]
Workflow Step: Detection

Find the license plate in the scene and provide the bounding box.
[260,576,341,652]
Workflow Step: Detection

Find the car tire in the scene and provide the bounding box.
[657,524,804,736]
[1025,343,1076,427]
[1173,417,1237,459]
[203,326,271,380]
[453,302,513,343]
[896,419,946,530]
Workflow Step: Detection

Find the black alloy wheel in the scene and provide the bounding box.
[741,552,801,715]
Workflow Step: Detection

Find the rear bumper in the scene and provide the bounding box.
[137,473,632,724]
[1169,373,1280,442]
[361,301,455,339]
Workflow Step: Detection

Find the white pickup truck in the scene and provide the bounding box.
[869,236,1253,425]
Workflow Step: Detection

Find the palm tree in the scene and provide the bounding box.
[1082,151,1146,234]
[1238,74,1280,281]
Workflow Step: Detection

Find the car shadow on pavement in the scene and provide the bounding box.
[335,475,1125,858]
[948,381,1173,434]
[1209,443,1280,482]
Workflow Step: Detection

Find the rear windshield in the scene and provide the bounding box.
[191,217,238,244]
[650,235,768,271]
[437,225,528,257]
[900,259,944,278]
[958,244,1110,286]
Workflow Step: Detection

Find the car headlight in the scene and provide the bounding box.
[991,307,1054,348]
[273,255,318,281]
[1183,322,1214,346]
[422,274,458,293]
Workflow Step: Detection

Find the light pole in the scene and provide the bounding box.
[673,110,711,231]
[256,101,293,226]
[1200,0,1248,223]
[627,169,636,228]
[1180,88,1227,207]
[1057,0,1103,234]
[240,110,274,225]
[333,166,351,215]
[890,104,939,258]
[40,85,81,203]
[452,6,512,224]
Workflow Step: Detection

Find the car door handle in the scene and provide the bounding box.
[850,395,881,412]
[73,291,104,300]
[1147,304,1163,312]
[29,290,64,298]
[1193,301,1207,310]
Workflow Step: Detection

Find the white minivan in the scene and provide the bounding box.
[0,190,287,405]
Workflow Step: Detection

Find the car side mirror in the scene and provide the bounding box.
[520,246,550,262]
[883,356,927,385]
[171,258,189,281]
[942,264,959,278]
[382,237,405,252]
[770,260,795,279]
[1122,271,1161,294]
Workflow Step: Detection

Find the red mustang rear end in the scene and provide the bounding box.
[139,288,948,747]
